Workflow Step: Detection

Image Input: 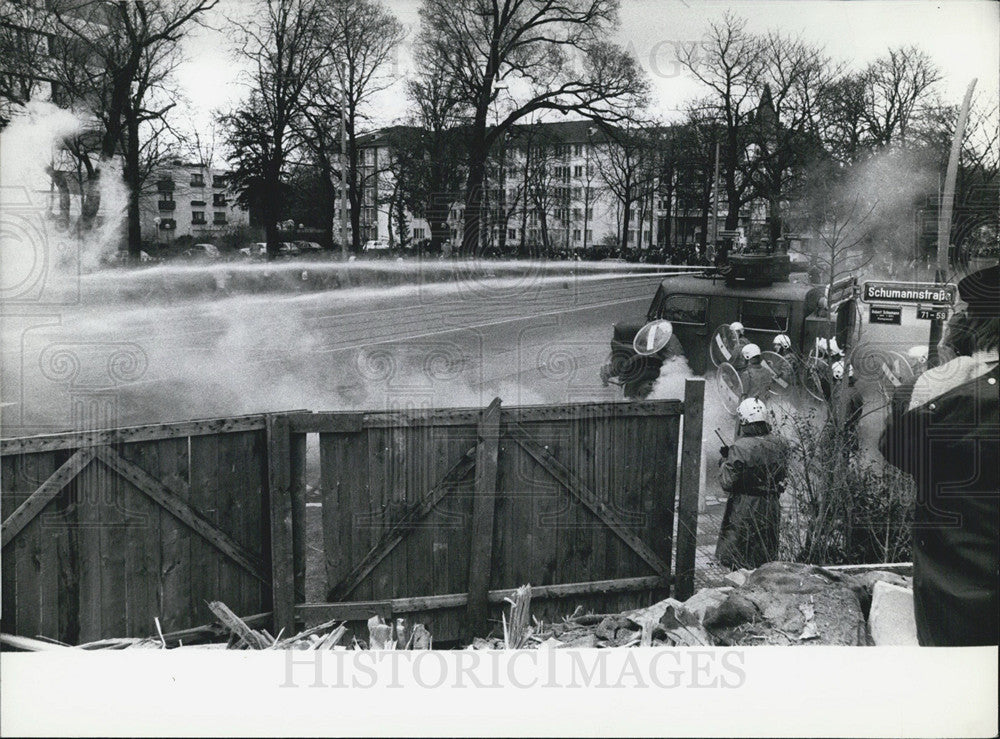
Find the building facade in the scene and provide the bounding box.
[144,162,249,245]
[349,120,758,254]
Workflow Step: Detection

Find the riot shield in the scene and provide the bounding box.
[633,319,674,356]
[709,324,740,368]
[715,361,744,415]
[850,343,915,401]
[801,356,832,402]
[760,351,795,397]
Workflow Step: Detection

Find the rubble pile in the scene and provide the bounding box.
[470,563,915,649]
[2,564,916,651]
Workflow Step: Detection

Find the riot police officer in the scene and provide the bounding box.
[739,343,773,401]
[831,360,863,457]
[716,398,791,570]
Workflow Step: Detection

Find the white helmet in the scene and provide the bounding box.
[831,360,854,381]
[772,334,791,350]
[741,343,761,361]
[828,337,843,356]
[907,345,928,364]
[815,337,829,354]
[730,321,745,334]
[737,397,768,425]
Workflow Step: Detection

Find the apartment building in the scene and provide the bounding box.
[144,162,249,245]
[350,119,752,253]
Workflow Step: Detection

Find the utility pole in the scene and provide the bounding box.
[339,85,349,261]
[928,78,977,367]
[710,140,720,262]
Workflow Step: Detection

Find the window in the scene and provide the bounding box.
[213,193,227,206]
[508,228,517,240]
[574,165,583,177]
[190,173,205,187]
[572,208,582,220]
[629,229,637,243]
[572,187,582,200]
[413,227,425,239]
[586,207,593,219]
[212,175,227,188]
[213,212,227,224]
[190,199,206,207]
[585,229,592,242]
[651,291,708,325]
[529,228,539,241]
[740,300,790,333]
[574,144,583,156]
[191,211,206,224]
[573,229,581,241]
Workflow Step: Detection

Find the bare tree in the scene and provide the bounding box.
[321,0,405,252]
[597,121,658,256]
[753,32,835,243]
[418,0,647,255]
[861,45,941,149]
[46,0,217,257]
[223,0,328,259]
[0,2,52,126]
[677,12,763,233]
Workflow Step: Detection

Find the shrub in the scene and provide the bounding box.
[778,404,915,565]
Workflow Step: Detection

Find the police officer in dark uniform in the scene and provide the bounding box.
[716,398,790,570]
[879,264,999,646]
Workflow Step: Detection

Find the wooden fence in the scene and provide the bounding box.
[1,380,704,645]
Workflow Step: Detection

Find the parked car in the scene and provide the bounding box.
[183,243,221,261]
[238,242,267,259]
[363,239,392,254]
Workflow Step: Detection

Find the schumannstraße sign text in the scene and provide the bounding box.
[861,281,957,305]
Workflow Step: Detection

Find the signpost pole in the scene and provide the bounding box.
[928,78,976,367]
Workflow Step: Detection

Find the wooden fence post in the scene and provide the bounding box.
[464,398,502,643]
[675,378,704,601]
[267,415,296,638]
[289,430,308,606]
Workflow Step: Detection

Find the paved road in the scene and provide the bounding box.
[2,269,673,436]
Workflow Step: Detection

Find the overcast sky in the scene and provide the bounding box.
[175,0,999,140]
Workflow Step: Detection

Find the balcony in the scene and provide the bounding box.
[190,200,206,207]
[157,200,176,211]
[189,177,205,187]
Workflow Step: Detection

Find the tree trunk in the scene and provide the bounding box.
[347,115,362,252]
[125,110,142,260]
[620,197,631,258]
[463,154,486,257]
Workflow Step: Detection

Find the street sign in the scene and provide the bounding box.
[869,304,902,325]
[917,305,950,321]
[861,281,957,305]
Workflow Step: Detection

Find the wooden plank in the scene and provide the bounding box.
[288,413,363,434]
[91,445,266,581]
[99,446,128,639]
[188,433,220,632]
[157,437,190,632]
[464,398,501,642]
[76,450,104,643]
[328,441,479,601]
[1,448,95,548]
[122,442,163,640]
[675,378,705,601]
[213,432,243,623]
[295,601,394,627]
[302,576,667,618]
[14,453,52,639]
[289,433,308,605]
[243,431,269,616]
[507,423,672,581]
[1,415,268,455]
[266,415,295,640]
[0,457,17,633]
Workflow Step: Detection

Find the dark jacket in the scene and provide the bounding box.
[740,362,774,401]
[719,431,790,497]
[879,356,999,646]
